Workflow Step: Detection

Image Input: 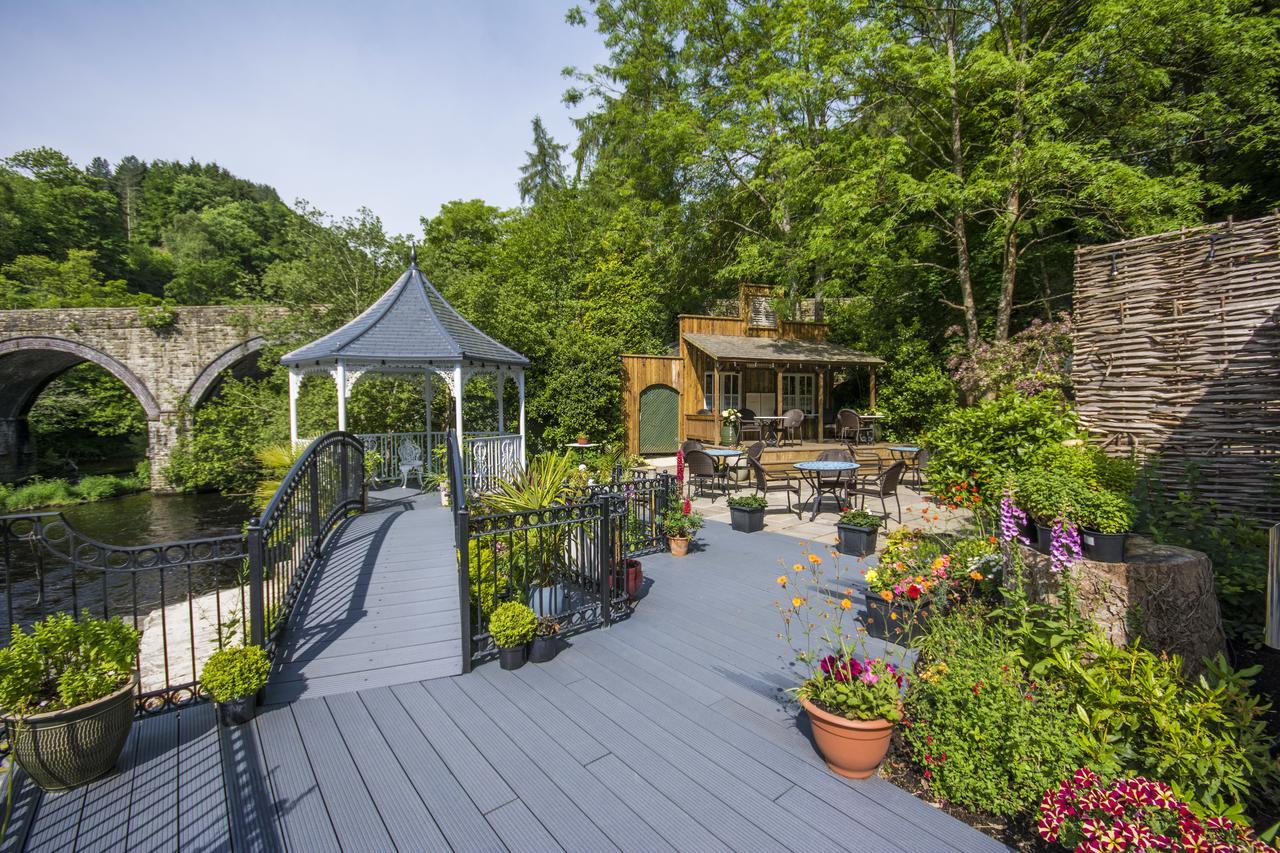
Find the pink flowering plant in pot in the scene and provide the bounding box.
[1038,767,1278,853]
[776,547,907,779]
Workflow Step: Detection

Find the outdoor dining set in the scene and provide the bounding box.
[679,433,926,523]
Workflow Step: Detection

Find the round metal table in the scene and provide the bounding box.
[793,460,860,521]
[888,445,920,488]
[752,415,788,446]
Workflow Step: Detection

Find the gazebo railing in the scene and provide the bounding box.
[358,431,446,483]
[465,434,523,493]
[354,430,519,492]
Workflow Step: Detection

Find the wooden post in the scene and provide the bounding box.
[775,366,783,417]
[868,366,877,410]
[712,362,721,442]
[816,366,825,443]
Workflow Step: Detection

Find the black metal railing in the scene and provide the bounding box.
[0,512,248,715]
[457,469,674,669]
[248,431,365,656]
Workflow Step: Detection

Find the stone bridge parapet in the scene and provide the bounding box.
[0,305,288,490]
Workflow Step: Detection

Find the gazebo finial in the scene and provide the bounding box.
[409,243,418,266]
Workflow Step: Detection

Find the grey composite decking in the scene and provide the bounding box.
[263,489,462,703]
[7,505,1011,853]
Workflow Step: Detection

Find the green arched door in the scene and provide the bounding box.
[638,384,679,455]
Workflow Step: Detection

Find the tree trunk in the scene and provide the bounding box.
[946,13,979,350]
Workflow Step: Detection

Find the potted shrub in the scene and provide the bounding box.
[576,433,590,445]
[862,528,948,645]
[1073,489,1133,562]
[0,613,140,791]
[661,499,704,557]
[1011,469,1076,553]
[490,601,536,670]
[835,508,882,557]
[727,494,766,533]
[529,617,560,663]
[200,644,271,727]
[777,551,906,779]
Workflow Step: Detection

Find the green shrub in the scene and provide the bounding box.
[727,495,767,510]
[1034,442,1137,496]
[906,606,1085,817]
[199,645,271,702]
[489,601,536,648]
[0,612,140,715]
[925,392,1078,501]
[837,508,881,528]
[1041,633,1277,813]
[1072,488,1134,534]
[73,474,127,501]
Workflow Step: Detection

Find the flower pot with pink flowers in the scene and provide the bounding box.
[661,497,703,556]
[777,550,907,779]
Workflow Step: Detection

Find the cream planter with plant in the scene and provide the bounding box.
[490,601,537,670]
[200,644,271,727]
[0,613,141,791]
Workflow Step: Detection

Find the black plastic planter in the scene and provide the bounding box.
[836,524,878,557]
[864,596,929,646]
[729,506,765,533]
[1081,530,1127,562]
[529,636,558,663]
[1033,522,1054,555]
[498,645,527,670]
[216,695,257,728]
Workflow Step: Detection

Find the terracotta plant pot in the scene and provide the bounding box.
[668,536,690,557]
[801,699,895,780]
[576,434,589,445]
[624,558,644,600]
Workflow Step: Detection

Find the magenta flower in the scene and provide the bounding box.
[999,493,1030,544]
[1049,518,1082,574]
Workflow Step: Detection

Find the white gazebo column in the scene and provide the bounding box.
[288,369,301,445]
[496,372,506,434]
[517,370,526,463]
[453,364,465,438]
[335,361,347,431]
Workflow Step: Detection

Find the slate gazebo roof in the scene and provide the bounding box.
[281,252,528,370]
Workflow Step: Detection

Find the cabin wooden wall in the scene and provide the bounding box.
[620,354,681,455]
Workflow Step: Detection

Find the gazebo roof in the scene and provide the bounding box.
[281,253,529,369]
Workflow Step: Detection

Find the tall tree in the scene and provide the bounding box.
[517,116,569,205]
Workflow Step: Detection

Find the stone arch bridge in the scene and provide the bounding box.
[0,306,286,490]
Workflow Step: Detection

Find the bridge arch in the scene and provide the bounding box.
[0,336,161,421]
[185,336,268,409]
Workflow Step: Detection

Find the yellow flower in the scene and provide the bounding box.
[791,596,805,608]
[793,563,805,573]
[808,554,822,565]
[776,575,788,586]
[889,612,898,620]
[840,598,852,610]
[879,589,894,602]
[864,569,878,584]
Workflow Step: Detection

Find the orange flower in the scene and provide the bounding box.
[969,571,983,581]
[879,589,894,602]
[808,554,822,565]
[793,563,804,572]
[776,575,788,586]
[889,612,898,620]
[791,596,806,608]
[840,598,853,610]
[987,536,998,544]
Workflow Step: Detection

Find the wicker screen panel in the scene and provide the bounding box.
[1072,213,1280,523]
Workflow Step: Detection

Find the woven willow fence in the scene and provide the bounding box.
[1072,213,1280,524]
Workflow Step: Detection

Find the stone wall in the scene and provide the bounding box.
[1019,536,1226,675]
[0,306,286,490]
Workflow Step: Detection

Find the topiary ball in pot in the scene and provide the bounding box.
[489,601,537,670]
[200,645,271,727]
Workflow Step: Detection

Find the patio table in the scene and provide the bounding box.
[888,445,920,488]
[704,448,743,484]
[752,415,788,447]
[793,460,860,521]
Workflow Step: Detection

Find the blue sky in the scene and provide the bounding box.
[0,1,608,235]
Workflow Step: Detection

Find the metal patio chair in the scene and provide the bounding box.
[398,439,425,489]
[844,459,906,523]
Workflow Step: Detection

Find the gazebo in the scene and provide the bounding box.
[280,249,530,486]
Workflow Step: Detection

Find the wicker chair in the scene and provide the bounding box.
[738,408,762,443]
[815,448,855,492]
[680,440,704,455]
[727,440,765,486]
[747,455,801,518]
[684,449,728,499]
[845,460,906,522]
[781,408,805,446]
[849,410,876,444]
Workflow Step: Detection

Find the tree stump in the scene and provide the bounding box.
[1018,535,1226,676]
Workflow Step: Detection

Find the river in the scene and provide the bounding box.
[55,490,253,546]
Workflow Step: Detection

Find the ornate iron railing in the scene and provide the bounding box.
[457,469,673,670]
[248,431,365,657]
[0,513,248,715]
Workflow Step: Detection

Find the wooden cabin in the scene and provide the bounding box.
[621,286,884,455]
